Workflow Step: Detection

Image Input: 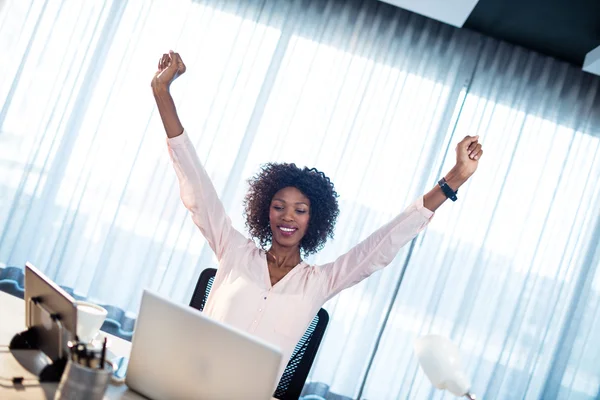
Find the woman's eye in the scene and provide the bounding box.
[273,206,284,210]
[296,209,307,214]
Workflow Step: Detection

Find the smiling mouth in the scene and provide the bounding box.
[278,226,298,237]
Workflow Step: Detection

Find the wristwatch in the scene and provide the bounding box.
[438,177,458,201]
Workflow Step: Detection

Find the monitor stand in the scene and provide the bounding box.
[9,298,69,382]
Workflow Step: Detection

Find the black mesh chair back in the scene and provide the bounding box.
[189,266,216,312]
[189,268,329,400]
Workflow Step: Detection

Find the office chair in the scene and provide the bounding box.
[190,268,329,400]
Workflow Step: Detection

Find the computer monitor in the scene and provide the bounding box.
[22,262,77,361]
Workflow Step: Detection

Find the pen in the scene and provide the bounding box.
[100,336,107,369]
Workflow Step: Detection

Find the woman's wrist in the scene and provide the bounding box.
[151,81,184,138]
[444,165,471,191]
[151,80,171,97]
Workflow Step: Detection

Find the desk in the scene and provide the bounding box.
[0,291,144,400]
[1,292,279,400]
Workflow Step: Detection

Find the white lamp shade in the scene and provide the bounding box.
[414,335,471,396]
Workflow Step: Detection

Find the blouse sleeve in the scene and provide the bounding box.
[167,130,247,262]
[318,197,433,301]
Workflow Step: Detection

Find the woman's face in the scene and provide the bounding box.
[269,186,310,250]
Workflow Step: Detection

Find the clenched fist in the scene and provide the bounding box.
[454,135,483,179]
[151,50,186,92]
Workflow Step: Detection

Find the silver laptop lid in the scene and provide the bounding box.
[126,290,282,400]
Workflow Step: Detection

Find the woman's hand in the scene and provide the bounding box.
[453,135,483,180]
[423,136,484,211]
[151,50,186,93]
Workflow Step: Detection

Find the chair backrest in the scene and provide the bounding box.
[190,268,329,400]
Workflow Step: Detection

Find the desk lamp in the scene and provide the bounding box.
[414,335,476,400]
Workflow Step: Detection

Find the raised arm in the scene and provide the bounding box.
[152,51,246,261]
[318,135,483,300]
[152,51,186,138]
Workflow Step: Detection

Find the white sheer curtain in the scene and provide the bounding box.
[1,0,600,399]
[357,41,600,399]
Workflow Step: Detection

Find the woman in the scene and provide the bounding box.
[151,51,483,379]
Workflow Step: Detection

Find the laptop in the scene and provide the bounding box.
[125,290,282,400]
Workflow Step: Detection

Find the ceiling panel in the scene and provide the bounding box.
[379,0,479,27]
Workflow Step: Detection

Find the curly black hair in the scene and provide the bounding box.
[244,163,340,256]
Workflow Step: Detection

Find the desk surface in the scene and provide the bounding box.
[0,291,144,399]
[1,291,279,400]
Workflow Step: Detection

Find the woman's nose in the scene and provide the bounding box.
[282,211,294,221]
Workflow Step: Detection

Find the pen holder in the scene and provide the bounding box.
[54,359,113,400]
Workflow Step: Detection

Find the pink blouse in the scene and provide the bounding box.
[167,131,434,381]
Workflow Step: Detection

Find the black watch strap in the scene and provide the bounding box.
[438,177,458,201]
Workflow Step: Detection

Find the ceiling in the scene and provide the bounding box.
[379,0,478,27]
[382,0,600,68]
[464,0,600,67]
